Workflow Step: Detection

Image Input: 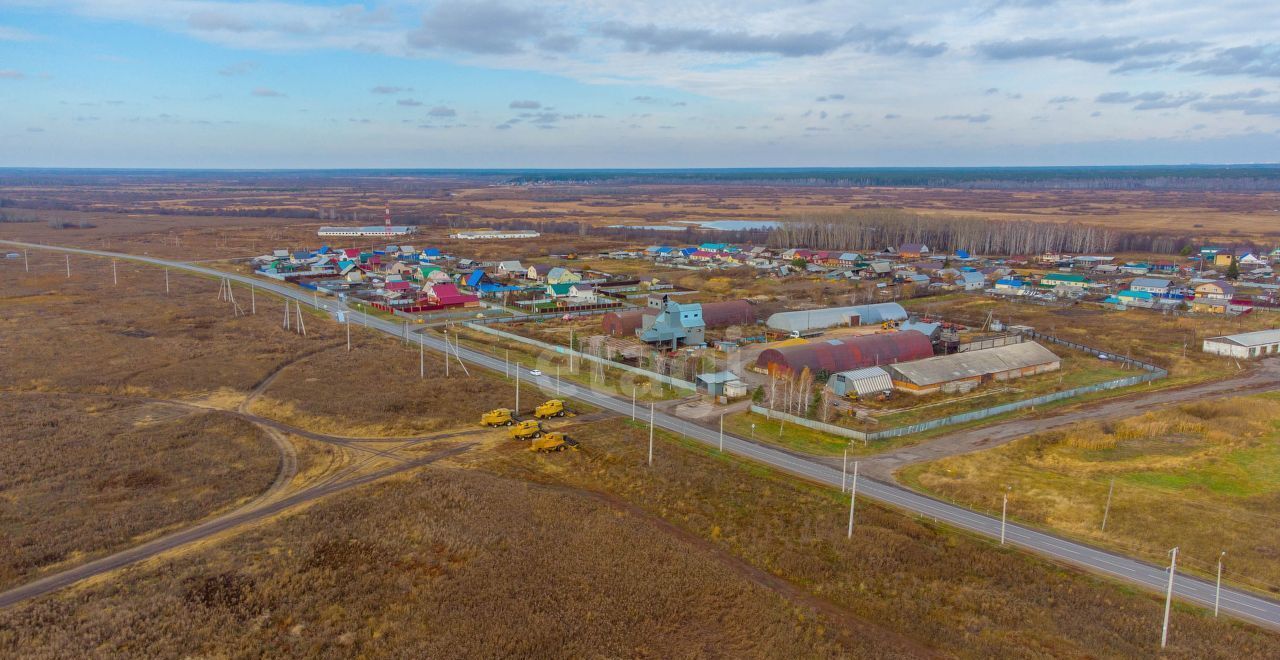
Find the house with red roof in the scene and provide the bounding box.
[426,283,480,307]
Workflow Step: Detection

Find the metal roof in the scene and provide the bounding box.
[765,303,908,332]
[1131,277,1172,289]
[888,341,1060,387]
[756,330,934,374]
[1205,329,1280,347]
[830,367,893,397]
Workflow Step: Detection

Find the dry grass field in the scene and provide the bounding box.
[248,329,520,437]
[0,463,914,658]
[0,395,278,591]
[0,255,330,401]
[466,418,1280,657]
[903,393,1280,592]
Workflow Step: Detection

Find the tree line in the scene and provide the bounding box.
[766,210,1198,256]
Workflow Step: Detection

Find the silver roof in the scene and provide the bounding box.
[1205,329,1280,347]
[766,302,907,332]
[889,341,1060,386]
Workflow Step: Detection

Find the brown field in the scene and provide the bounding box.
[248,329,520,437]
[903,393,1280,592]
[0,255,331,400]
[0,395,277,591]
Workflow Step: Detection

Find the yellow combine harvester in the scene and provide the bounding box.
[480,408,516,426]
[533,399,570,419]
[529,432,578,452]
[509,420,544,440]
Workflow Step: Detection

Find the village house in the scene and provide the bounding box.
[1191,280,1236,314]
[1129,277,1173,296]
[898,243,930,259]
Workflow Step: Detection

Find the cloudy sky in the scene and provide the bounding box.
[2,0,1279,167]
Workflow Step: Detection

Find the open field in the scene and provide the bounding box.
[248,329,520,437]
[903,392,1280,593]
[0,395,278,591]
[469,417,1280,657]
[0,459,907,658]
[0,254,331,401]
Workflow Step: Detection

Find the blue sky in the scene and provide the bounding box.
[2,0,1279,167]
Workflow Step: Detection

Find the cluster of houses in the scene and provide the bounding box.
[250,245,613,314]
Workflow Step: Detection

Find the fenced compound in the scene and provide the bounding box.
[751,329,1168,443]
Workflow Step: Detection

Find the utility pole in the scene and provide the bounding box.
[164,268,170,294]
[515,366,520,411]
[112,260,117,285]
[718,413,724,452]
[23,250,28,272]
[419,337,424,379]
[65,254,70,278]
[555,365,560,396]
[631,385,636,420]
[1001,491,1009,545]
[1101,478,1115,532]
[846,461,859,538]
[345,314,351,352]
[1216,551,1226,617]
[505,349,510,377]
[648,403,655,466]
[283,300,290,329]
[1162,547,1178,649]
[842,449,848,492]
[444,329,450,377]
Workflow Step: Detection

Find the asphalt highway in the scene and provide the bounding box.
[8,239,1280,632]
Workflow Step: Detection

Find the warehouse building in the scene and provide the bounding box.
[602,309,658,336]
[1203,329,1280,359]
[887,341,1061,395]
[828,366,894,398]
[765,302,908,333]
[755,330,934,375]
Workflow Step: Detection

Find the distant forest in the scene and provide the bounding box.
[504,165,1280,192]
[767,211,1192,256]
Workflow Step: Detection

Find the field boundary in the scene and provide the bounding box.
[752,329,1168,442]
[462,322,697,391]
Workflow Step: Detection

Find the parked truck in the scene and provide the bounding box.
[480,408,516,426]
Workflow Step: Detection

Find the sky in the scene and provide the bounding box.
[1,0,1279,168]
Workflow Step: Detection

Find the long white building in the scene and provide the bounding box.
[1203,329,1280,359]
[317,226,416,237]
[449,229,540,240]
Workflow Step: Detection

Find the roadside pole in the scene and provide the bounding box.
[65,254,70,278]
[346,314,350,352]
[555,366,560,396]
[164,268,170,295]
[1001,492,1008,545]
[1216,551,1226,617]
[23,250,28,272]
[515,367,520,412]
[112,259,117,285]
[842,450,848,492]
[1101,478,1115,532]
[1162,547,1178,648]
[444,329,450,377]
[718,413,724,452]
[648,403,654,466]
[631,386,636,420]
[419,337,424,379]
[846,461,859,538]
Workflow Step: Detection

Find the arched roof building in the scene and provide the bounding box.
[756,330,934,375]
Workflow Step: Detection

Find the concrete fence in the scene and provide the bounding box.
[462,322,697,391]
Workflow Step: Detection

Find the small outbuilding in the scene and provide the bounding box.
[828,367,894,398]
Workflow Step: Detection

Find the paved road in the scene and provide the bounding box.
[8,239,1280,631]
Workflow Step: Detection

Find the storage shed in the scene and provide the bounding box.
[698,299,756,328]
[755,330,933,375]
[888,341,1060,395]
[828,367,894,398]
[765,303,908,333]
